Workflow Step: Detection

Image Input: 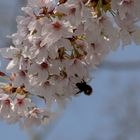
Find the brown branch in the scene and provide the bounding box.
[99,60,140,71]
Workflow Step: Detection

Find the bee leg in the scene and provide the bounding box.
[75,90,82,95]
[81,79,86,83]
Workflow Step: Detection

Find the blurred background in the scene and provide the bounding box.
[0,1,140,140]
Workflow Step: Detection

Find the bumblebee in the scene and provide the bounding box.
[75,80,92,96]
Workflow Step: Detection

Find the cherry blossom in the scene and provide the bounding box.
[0,0,139,127]
[0,46,22,72]
[40,19,72,47]
[13,94,34,116]
[0,93,13,120]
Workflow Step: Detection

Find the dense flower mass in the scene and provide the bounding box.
[0,0,140,127]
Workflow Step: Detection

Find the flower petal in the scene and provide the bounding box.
[6,58,19,72]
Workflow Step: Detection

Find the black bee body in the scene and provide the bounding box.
[75,80,92,96]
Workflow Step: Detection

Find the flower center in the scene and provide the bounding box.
[52,21,62,30]
[40,62,48,70]
[69,7,76,15]
[4,99,10,106]
[17,98,24,106]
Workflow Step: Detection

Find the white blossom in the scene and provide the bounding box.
[0,0,140,127]
[0,46,24,72]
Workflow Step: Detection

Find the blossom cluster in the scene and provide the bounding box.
[0,0,140,126]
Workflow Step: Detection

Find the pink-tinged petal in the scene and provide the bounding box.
[0,94,9,101]
[6,58,19,72]
[0,46,19,58]
[41,31,62,47]
[132,28,140,45]
[28,0,44,7]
